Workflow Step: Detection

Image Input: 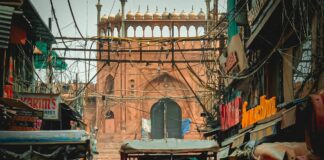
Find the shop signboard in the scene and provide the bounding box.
[8,109,43,131]
[241,96,277,128]
[18,93,61,120]
[220,96,241,130]
[225,51,238,73]
[247,0,269,26]
[221,35,248,87]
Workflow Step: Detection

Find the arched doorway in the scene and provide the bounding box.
[104,110,115,133]
[151,98,182,139]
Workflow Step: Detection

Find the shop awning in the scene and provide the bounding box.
[253,142,311,160]
[60,103,85,126]
[0,97,38,111]
[203,126,221,137]
[120,139,219,154]
[0,0,23,7]
[20,0,55,44]
[0,130,88,145]
[0,5,14,48]
[250,118,281,141]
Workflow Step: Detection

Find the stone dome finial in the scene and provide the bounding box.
[108,14,115,21]
[144,5,153,20]
[153,6,161,20]
[198,8,205,20]
[171,8,180,20]
[162,7,169,20]
[180,10,188,20]
[115,9,122,21]
[126,10,135,20]
[189,6,197,20]
[135,6,144,20]
[101,14,108,23]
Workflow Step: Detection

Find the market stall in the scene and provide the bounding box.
[0,130,91,159]
[120,138,219,160]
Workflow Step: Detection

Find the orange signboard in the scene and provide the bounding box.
[241,96,277,128]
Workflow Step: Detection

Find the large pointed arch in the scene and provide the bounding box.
[151,98,182,139]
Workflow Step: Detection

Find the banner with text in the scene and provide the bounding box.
[18,93,61,120]
[220,96,241,131]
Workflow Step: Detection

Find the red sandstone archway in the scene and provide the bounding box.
[151,98,182,139]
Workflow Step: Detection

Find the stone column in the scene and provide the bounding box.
[151,26,154,37]
[120,0,127,37]
[142,27,145,37]
[177,26,180,37]
[205,0,211,32]
[195,26,198,37]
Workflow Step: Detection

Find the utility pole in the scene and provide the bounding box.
[0,49,4,97]
[171,20,175,67]
[120,0,127,132]
[48,18,53,94]
[95,0,102,130]
[75,73,78,112]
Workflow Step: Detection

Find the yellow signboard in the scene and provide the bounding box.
[241,96,276,128]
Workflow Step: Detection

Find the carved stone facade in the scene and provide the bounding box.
[91,4,218,160]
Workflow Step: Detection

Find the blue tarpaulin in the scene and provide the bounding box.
[181,118,191,136]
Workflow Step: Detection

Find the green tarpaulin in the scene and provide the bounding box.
[120,138,219,154]
[34,41,67,70]
[227,0,238,42]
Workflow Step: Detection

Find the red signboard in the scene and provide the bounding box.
[220,96,241,131]
[225,51,238,73]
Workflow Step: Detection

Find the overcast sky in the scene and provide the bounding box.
[30,0,227,83]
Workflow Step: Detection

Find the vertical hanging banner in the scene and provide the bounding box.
[220,94,241,131]
[18,93,61,120]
